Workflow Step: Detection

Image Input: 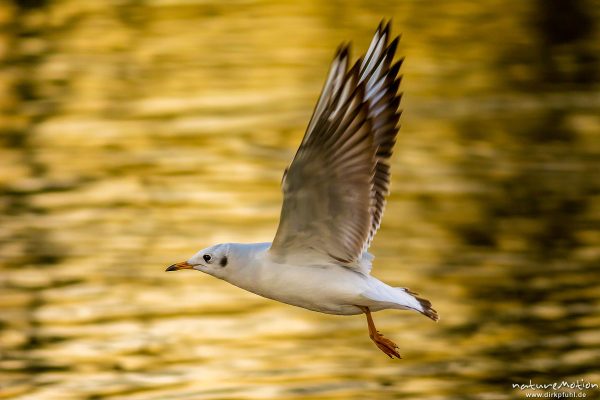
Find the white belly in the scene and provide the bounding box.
[229,261,370,315]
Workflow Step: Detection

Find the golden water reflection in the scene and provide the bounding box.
[1,1,599,399]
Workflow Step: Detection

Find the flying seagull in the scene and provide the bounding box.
[166,21,438,359]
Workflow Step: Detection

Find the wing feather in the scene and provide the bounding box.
[270,21,402,269]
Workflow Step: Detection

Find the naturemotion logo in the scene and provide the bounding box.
[512,380,598,398]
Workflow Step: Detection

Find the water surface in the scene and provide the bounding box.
[1,1,599,399]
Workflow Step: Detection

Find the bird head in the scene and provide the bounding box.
[166,243,231,279]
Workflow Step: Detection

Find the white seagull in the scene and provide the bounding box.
[166,21,438,359]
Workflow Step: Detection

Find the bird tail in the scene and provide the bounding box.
[398,287,439,321]
[363,281,439,321]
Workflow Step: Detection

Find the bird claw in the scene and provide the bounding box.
[371,332,401,359]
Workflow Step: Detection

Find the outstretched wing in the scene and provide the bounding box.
[270,21,402,268]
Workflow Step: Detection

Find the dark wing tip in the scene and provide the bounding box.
[377,19,392,34]
[336,42,351,59]
[389,61,403,80]
[387,36,400,58]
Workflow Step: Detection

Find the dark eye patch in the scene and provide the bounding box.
[219,256,228,267]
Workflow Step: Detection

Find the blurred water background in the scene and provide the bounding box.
[1,1,600,399]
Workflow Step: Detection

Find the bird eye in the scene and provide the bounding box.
[203,254,212,263]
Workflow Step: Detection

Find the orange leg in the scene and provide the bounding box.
[357,306,401,359]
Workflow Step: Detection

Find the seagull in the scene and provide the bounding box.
[166,21,438,359]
